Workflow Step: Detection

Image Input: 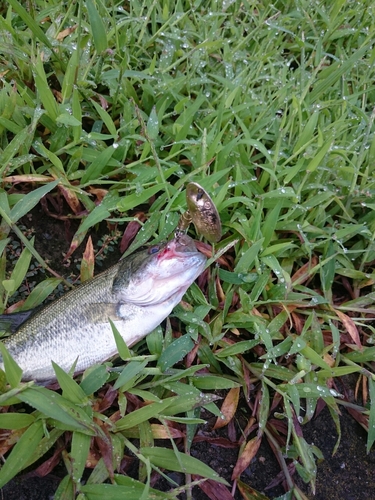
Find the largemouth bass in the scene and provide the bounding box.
[0,234,206,383]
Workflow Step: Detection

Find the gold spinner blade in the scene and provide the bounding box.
[184,182,222,243]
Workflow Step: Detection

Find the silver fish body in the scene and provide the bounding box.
[0,235,206,382]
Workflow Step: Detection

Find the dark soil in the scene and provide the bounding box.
[2,405,374,500]
[1,207,374,500]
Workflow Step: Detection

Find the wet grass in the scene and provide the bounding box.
[0,1,375,499]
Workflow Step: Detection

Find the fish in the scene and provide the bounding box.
[0,234,206,383]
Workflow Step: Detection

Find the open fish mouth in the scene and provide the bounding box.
[127,235,206,306]
[156,234,202,262]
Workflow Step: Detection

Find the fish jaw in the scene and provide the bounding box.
[114,235,207,306]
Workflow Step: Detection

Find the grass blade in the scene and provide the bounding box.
[18,387,97,434]
[9,180,60,222]
[157,334,194,371]
[141,446,229,485]
[7,0,52,48]
[0,343,23,388]
[85,0,108,53]
[115,397,177,431]
[0,420,44,488]
[71,431,92,483]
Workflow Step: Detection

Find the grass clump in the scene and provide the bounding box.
[0,1,374,499]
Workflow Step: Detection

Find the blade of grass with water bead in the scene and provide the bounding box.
[61,48,79,103]
[80,364,110,396]
[260,337,294,363]
[309,44,370,103]
[114,397,178,431]
[0,94,21,136]
[7,0,52,48]
[22,427,65,470]
[71,88,83,143]
[137,365,210,392]
[117,184,168,213]
[161,390,222,419]
[81,145,116,184]
[71,430,92,484]
[85,0,108,54]
[234,239,264,274]
[190,375,240,391]
[216,339,260,358]
[90,98,118,137]
[18,386,98,435]
[344,346,375,364]
[145,325,164,356]
[137,423,153,488]
[261,200,283,248]
[53,475,74,500]
[248,271,270,306]
[56,110,81,128]
[33,56,59,121]
[196,342,222,374]
[320,240,336,301]
[347,288,375,310]
[293,433,322,492]
[305,135,333,174]
[292,110,320,155]
[185,407,202,455]
[325,401,342,456]
[157,334,195,372]
[261,254,291,294]
[0,127,33,176]
[51,361,90,405]
[86,457,109,485]
[146,105,159,141]
[113,360,148,391]
[127,388,162,403]
[169,95,206,157]
[249,362,297,383]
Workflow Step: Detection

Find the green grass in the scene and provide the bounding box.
[0,0,375,498]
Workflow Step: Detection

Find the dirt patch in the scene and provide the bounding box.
[1,405,373,500]
[302,405,375,500]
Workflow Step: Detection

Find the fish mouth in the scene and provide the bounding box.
[114,233,206,307]
[157,234,200,262]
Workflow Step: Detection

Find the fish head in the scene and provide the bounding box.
[113,234,206,306]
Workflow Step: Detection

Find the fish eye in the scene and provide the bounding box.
[148,245,160,255]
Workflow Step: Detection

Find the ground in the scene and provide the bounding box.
[1,207,374,500]
[2,405,374,499]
